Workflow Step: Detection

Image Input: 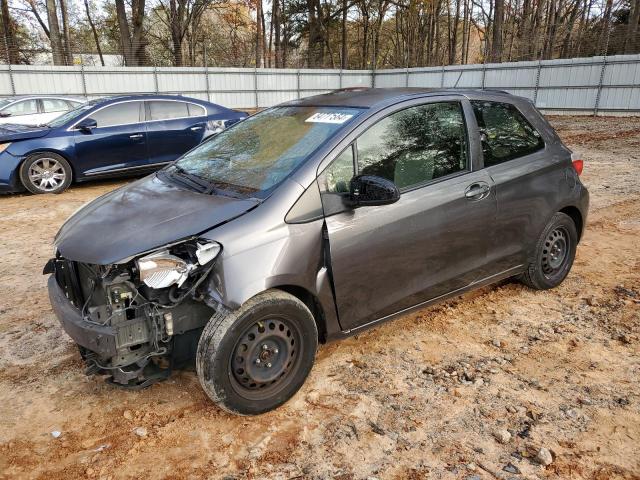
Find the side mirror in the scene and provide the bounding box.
[349,175,400,207]
[76,117,97,132]
[0,112,11,118]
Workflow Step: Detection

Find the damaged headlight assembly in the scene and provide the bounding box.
[137,240,221,290]
[46,238,223,388]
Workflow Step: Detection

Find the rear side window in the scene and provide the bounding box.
[187,103,206,117]
[42,98,69,113]
[471,101,544,166]
[148,101,189,120]
[356,101,468,190]
[5,99,38,116]
[91,102,142,128]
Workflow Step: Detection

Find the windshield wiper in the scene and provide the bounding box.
[167,165,215,193]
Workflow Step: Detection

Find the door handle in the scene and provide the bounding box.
[465,182,491,200]
[129,134,144,139]
[190,126,204,131]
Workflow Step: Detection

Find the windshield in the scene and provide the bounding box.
[47,100,96,127]
[173,106,361,196]
[0,99,13,110]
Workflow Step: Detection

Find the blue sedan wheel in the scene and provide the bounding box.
[20,152,72,194]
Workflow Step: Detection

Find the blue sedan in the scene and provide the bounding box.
[0,94,247,194]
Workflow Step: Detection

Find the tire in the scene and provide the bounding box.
[520,212,578,290]
[196,289,318,415]
[19,152,72,194]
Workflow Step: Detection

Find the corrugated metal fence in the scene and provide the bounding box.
[2,54,640,114]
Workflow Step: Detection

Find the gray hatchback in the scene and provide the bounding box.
[46,88,589,414]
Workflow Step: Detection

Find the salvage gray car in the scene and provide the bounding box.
[46,88,589,414]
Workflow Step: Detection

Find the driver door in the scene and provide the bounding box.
[319,99,497,331]
[73,101,149,176]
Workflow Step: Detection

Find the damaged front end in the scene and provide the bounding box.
[45,239,221,388]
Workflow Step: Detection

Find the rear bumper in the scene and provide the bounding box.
[48,275,118,357]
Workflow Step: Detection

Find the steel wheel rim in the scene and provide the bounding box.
[230,316,302,400]
[541,227,569,277]
[28,158,65,192]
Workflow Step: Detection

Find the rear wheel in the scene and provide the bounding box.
[520,212,578,290]
[196,290,318,415]
[20,152,72,194]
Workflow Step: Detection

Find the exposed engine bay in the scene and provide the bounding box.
[45,239,220,388]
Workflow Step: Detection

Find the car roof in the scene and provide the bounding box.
[283,87,518,109]
[95,94,212,106]
[0,94,84,102]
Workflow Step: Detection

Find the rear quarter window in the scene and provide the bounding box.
[471,100,544,167]
[187,103,206,117]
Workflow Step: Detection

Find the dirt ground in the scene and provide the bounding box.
[0,116,638,480]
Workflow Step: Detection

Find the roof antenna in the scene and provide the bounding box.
[453,70,463,89]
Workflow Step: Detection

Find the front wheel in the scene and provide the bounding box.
[196,290,318,415]
[20,152,72,194]
[520,212,578,290]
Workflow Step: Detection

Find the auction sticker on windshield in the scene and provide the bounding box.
[305,112,354,124]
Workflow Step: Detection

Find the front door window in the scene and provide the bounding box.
[356,102,469,190]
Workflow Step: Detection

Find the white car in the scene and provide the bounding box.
[0,96,84,126]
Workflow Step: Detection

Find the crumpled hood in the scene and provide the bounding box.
[0,123,52,142]
[55,174,260,264]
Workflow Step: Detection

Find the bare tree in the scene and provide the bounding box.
[625,0,640,53]
[59,0,73,64]
[491,0,504,61]
[115,0,148,66]
[1,0,20,63]
[83,0,104,65]
[45,0,65,64]
[255,0,263,66]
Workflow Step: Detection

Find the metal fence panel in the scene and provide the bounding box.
[485,63,538,88]
[84,66,155,95]
[341,70,373,88]
[537,87,599,110]
[374,71,406,88]
[157,67,207,94]
[408,69,442,88]
[0,65,15,95]
[13,65,84,95]
[300,70,340,90]
[598,87,640,110]
[443,66,484,88]
[1,55,639,113]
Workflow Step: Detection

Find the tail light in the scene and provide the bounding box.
[572,159,584,176]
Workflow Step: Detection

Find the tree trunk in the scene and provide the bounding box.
[59,0,73,64]
[46,0,65,65]
[491,0,504,62]
[115,0,134,65]
[598,0,613,55]
[83,0,104,65]
[625,0,640,53]
[169,0,183,66]
[255,0,263,66]
[130,0,147,65]
[341,0,348,68]
[307,0,324,67]
[272,0,281,67]
[260,0,267,66]
[1,0,19,63]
